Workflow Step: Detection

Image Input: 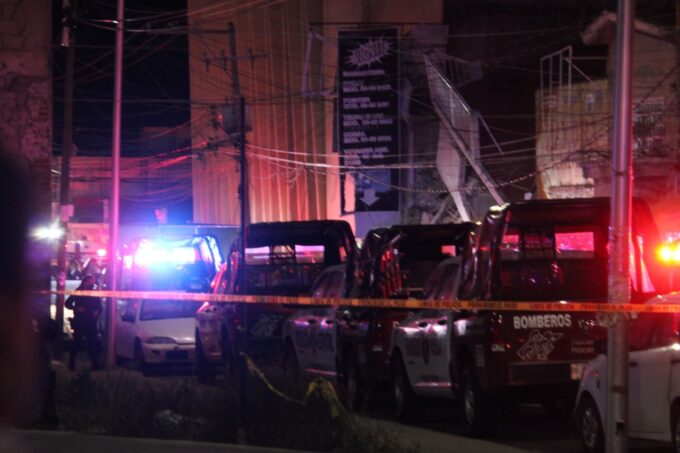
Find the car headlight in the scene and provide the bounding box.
[145,336,176,344]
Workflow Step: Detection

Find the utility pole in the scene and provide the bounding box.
[55,0,78,360]
[227,21,249,444]
[107,0,124,369]
[606,1,634,452]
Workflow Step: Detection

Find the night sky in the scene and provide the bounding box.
[52,0,189,158]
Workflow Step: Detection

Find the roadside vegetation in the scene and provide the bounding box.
[42,366,419,453]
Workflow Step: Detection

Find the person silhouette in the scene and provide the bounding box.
[66,275,102,371]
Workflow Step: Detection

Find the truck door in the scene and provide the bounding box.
[293,272,332,370]
[315,269,345,373]
[422,310,451,389]
[422,261,460,389]
[629,313,674,434]
[398,311,428,386]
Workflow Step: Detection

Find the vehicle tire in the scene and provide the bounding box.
[392,354,418,421]
[672,405,680,453]
[576,394,604,453]
[196,332,216,384]
[133,340,149,376]
[543,396,574,418]
[460,362,496,437]
[283,339,300,379]
[343,350,365,411]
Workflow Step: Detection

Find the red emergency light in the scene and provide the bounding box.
[657,242,680,265]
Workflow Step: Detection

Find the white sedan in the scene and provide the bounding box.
[576,293,680,453]
[115,298,201,374]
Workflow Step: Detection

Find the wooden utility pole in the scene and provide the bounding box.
[56,0,78,360]
[606,0,634,452]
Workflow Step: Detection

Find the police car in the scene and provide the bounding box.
[115,236,222,374]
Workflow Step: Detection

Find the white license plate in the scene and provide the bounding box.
[571,363,585,380]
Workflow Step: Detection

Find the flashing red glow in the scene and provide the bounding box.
[657,242,680,265]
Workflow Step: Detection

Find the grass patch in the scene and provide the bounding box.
[49,366,419,452]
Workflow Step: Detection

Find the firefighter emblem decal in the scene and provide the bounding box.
[516,329,563,361]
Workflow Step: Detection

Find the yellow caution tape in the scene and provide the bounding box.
[42,289,680,313]
[241,353,346,419]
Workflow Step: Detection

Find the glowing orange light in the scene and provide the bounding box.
[657,242,680,265]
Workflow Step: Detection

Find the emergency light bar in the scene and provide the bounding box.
[126,239,197,268]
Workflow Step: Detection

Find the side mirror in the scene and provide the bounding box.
[339,310,359,328]
[340,310,353,322]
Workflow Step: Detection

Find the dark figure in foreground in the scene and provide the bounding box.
[66,275,102,371]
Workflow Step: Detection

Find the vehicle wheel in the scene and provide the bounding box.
[543,396,574,418]
[196,332,216,384]
[577,394,604,453]
[133,340,149,376]
[283,339,300,379]
[460,362,496,437]
[672,406,680,453]
[343,351,365,411]
[392,354,418,421]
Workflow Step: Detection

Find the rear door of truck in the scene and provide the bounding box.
[493,223,608,383]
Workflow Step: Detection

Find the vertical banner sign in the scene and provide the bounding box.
[338,28,400,213]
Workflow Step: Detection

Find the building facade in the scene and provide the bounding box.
[187,0,443,235]
[535,12,680,236]
[0,0,52,217]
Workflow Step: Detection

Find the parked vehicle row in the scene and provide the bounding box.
[110,197,678,450]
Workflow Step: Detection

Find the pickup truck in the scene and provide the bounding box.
[195,220,356,382]
[391,198,668,436]
[335,223,474,409]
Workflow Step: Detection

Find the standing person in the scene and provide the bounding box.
[66,275,102,371]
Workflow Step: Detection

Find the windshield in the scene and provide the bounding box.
[244,244,325,295]
[140,300,202,321]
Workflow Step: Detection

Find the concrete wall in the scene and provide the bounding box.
[0,0,52,216]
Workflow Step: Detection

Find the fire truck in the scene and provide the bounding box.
[391,198,668,436]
